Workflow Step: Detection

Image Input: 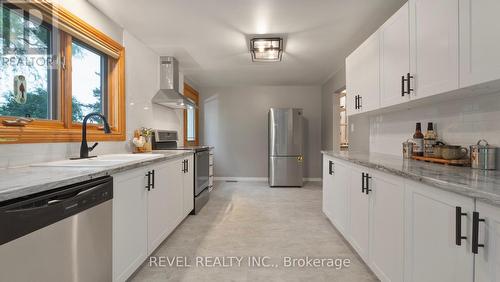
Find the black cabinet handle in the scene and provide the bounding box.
[455,206,468,246]
[181,160,185,173]
[145,171,151,191]
[361,172,366,193]
[365,173,372,194]
[151,170,155,189]
[406,73,414,94]
[354,95,358,109]
[186,159,189,173]
[401,75,406,96]
[472,211,485,254]
[328,161,333,175]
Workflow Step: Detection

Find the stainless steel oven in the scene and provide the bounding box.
[193,148,210,214]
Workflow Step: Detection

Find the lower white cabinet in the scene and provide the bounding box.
[369,171,405,282]
[348,166,370,261]
[113,167,148,282]
[322,155,349,235]
[322,155,490,282]
[474,201,500,282]
[113,154,193,282]
[404,181,474,282]
[147,159,183,254]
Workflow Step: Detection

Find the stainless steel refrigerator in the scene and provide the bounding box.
[268,108,304,187]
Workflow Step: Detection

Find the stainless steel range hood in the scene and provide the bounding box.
[152,56,195,109]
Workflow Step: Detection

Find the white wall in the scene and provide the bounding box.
[321,66,346,151]
[199,86,322,179]
[369,92,500,156]
[0,1,185,168]
[123,31,184,142]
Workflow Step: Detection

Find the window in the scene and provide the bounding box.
[183,84,199,146]
[0,2,125,143]
[71,40,107,123]
[0,4,56,120]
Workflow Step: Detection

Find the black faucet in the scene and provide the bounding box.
[79,113,112,159]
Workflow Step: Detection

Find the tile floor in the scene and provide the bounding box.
[131,181,378,282]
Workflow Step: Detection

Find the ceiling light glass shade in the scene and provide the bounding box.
[250,38,283,62]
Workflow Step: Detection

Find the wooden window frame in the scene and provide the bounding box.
[183,83,199,146]
[0,1,125,144]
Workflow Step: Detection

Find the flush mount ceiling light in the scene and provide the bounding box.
[249,37,283,62]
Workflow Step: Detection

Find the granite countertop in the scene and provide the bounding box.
[322,151,500,207]
[0,151,192,202]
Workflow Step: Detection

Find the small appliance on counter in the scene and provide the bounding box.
[151,130,210,214]
[402,139,415,159]
[470,139,497,170]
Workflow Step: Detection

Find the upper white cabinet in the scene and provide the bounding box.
[404,181,474,282]
[346,31,380,116]
[369,171,405,282]
[380,2,411,108]
[474,201,500,282]
[409,0,459,100]
[459,0,500,88]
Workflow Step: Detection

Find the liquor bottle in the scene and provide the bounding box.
[424,122,437,157]
[413,122,424,156]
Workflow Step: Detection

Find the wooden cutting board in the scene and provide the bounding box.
[411,156,471,166]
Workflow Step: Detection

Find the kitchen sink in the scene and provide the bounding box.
[31,154,164,167]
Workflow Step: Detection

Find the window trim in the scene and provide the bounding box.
[0,1,126,144]
[183,83,199,146]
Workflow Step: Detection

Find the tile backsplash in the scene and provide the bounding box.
[369,91,500,156]
[0,141,129,168]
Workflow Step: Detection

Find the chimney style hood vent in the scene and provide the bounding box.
[152,56,195,109]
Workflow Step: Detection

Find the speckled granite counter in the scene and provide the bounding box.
[322,151,500,207]
[0,151,192,202]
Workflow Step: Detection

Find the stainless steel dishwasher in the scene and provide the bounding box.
[0,176,113,282]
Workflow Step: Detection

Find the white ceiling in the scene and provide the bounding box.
[89,0,406,87]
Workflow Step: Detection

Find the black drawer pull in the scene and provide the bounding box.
[472,211,485,254]
[145,171,151,191]
[406,73,414,94]
[401,75,406,96]
[365,173,372,194]
[455,207,467,246]
[361,172,366,193]
[328,161,334,175]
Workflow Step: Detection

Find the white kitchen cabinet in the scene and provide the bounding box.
[112,167,148,282]
[404,181,474,282]
[459,0,500,88]
[346,31,380,116]
[474,201,500,282]
[380,2,410,108]
[322,155,334,219]
[147,159,184,254]
[369,171,405,282]
[348,165,370,261]
[409,0,459,100]
[183,155,194,217]
[322,156,350,236]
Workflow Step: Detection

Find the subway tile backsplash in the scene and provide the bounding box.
[369,92,500,156]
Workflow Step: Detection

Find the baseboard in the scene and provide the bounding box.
[214,177,322,182]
